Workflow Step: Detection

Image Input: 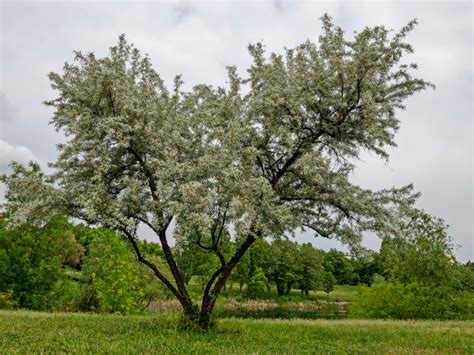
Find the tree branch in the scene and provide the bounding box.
[136,215,193,305]
[118,227,182,301]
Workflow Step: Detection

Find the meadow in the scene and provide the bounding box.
[1,310,473,353]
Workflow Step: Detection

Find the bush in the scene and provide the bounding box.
[323,272,336,295]
[247,267,268,299]
[0,290,17,309]
[0,216,80,310]
[351,281,473,320]
[49,278,82,312]
[81,229,146,314]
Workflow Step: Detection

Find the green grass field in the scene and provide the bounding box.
[1,310,472,353]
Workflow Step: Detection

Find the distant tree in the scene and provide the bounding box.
[229,248,250,296]
[323,272,336,295]
[247,267,269,299]
[323,249,354,285]
[229,238,270,296]
[174,238,212,287]
[351,251,382,286]
[297,243,324,297]
[379,209,456,287]
[1,15,431,328]
[267,239,300,296]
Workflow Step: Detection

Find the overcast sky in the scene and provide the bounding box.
[0,0,472,261]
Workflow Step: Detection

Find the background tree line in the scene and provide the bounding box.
[1,209,472,319]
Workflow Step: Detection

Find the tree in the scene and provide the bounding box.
[81,228,146,314]
[323,271,336,295]
[297,243,324,297]
[323,249,355,285]
[353,210,474,320]
[246,267,269,299]
[379,209,458,287]
[267,239,300,296]
[228,237,272,297]
[351,250,382,286]
[1,15,432,329]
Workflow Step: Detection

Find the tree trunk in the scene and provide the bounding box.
[276,278,285,296]
[196,233,258,329]
[180,299,200,323]
[198,297,215,330]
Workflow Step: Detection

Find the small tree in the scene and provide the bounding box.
[379,209,456,286]
[298,243,324,297]
[323,272,336,295]
[81,228,145,314]
[247,267,269,299]
[323,249,355,285]
[1,15,432,329]
[267,239,300,296]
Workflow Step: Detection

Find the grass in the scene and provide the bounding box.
[214,299,347,320]
[311,285,359,302]
[1,310,473,353]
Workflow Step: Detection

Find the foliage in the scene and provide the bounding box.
[323,271,336,295]
[49,278,82,312]
[379,210,457,286]
[322,249,354,285]
[352,281,474,320]
[228,238,272,296]
[0,215,81,310]
[350,251,382,286]
[0,290,17,309]
[80,228,146,314]
[0,15,432,328]
[246,267,269,299]
[354,210,474,320]
[267,239,300,296]
[297,243,324,297]
[455,262,474,292]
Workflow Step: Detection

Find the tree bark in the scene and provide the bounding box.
[276,281,285,296]
[198,232,257,329]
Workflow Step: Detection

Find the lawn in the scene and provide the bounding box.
[1,310,473,353]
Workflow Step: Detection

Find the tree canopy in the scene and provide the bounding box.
[0,15,433,329]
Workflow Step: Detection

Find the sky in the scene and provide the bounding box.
[0,0,472,261]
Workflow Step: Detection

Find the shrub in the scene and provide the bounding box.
[0,290,17,309]
[49,278,82,312]
[323,272,336,295]
[247,267,269,299]
[81,229,146,314]
[0,215,79,310]
[351,281,473,320]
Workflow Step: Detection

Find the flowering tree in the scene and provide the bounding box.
[1,15,432,329]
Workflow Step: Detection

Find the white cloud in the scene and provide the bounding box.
[0,140,41,172]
